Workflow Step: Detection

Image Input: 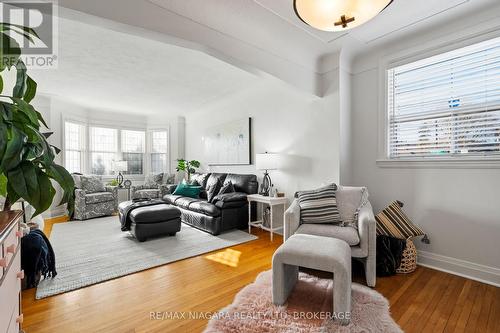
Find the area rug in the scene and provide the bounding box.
[36,216,257,299]
[204,270,402,333]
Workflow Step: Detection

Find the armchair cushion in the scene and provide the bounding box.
[295,224,360,246]
[85,192,115,204]
[162,173,176,184]
[80,176,105,193]
[135,189,160,199]
[144,173,163,188]
[336,186,369,228]
[296,183,341,224]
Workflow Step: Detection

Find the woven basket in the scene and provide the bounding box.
[396,238,417,274]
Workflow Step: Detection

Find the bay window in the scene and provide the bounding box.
[89,127,118,175]
[150,130,168,173]
[64,121,86,173]
[121,130,145,175]
[64,121,168,177]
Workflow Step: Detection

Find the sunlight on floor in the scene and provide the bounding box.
[205,248,242,267]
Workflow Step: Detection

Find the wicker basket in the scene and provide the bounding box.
[396,238,417,274]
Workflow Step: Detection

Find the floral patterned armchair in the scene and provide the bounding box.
[72,174,118,220]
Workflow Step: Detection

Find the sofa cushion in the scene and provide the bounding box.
[206,173,227,190]
[336,186,369,228]
[188,201,221,217]
[206,178,223,203]
[81,176,105,193]
[174,197,202,209]
[191,173,211,189]
[225,174,258,194]
[295,224,360,246]
[296,183,341,224]
[85,192,114,204]
[163,194,182,205]
[218,181,235,195]
[162,173,176,185]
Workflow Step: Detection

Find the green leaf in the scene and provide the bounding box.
[0,127,25,171]
[46,164,74,216]
[13,60,27,98]
[23,75,37,103]
[6,161,55,216]
[0,173,7,196]
[0,123,7,170]
[36,111,49,128]
[12,97,39,128]
[0,75,3,94]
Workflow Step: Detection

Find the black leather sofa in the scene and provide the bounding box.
[163,173,258,235]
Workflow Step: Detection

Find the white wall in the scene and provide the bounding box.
[185,74,341,200]
[350,15,500,285]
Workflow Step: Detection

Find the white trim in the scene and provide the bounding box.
[418,250,500,287]
[376,157,500,169]
[377,28,500,167]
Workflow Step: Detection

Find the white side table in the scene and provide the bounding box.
[247,194,287,241]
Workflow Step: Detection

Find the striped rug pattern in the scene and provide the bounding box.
[296,184,341,224]
[375,201,424,239]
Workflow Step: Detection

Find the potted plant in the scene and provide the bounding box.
[176,159,200,182]
[0,23,74,216]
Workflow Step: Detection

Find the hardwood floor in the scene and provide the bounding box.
[21,218,500,333]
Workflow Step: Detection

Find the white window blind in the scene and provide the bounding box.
[387,37,500,159]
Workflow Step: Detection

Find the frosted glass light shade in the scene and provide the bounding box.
[294,0,393,32]
[255,153,279,170]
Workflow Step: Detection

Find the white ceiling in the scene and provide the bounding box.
[27,0,500,114]
[30,17,258,115]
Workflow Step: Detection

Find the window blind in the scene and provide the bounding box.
[387,37,500,159]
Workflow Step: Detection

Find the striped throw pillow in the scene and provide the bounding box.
[297,184,341,224]
[376,201,424,239]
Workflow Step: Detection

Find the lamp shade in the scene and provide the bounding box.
[113,160,128,172]
[255,153,279,170]
[294,0,393,32]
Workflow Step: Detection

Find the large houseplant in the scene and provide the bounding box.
[0,23,74,216]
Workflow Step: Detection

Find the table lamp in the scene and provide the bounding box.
[255,152,279,196]
[113,160,128,187]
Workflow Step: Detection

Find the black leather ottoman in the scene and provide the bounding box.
[128,204,181,242]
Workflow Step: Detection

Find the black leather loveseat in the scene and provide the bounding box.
[163,173,258,235]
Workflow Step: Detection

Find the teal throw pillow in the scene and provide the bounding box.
[173,182,202,198]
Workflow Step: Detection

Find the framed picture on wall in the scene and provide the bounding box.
[203,118,251,165]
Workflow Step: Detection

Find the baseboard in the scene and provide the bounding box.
[42,206,67,219]
[417,250,500,287]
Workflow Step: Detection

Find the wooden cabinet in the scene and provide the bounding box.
[0,211,24,333]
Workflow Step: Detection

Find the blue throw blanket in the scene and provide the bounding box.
[21,229,57,288]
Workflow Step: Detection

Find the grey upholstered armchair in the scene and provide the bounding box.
[284,186,376,287]
[131,173,176,200]
[72,174,118,220]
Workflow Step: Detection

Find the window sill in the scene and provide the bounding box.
[376,157,500,169]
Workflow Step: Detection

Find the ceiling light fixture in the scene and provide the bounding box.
[293,0,393,32]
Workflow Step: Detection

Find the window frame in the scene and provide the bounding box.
[148,129,170,174]
[62,120,86,174]
[377,29,500,169]
[62,118,170,179]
